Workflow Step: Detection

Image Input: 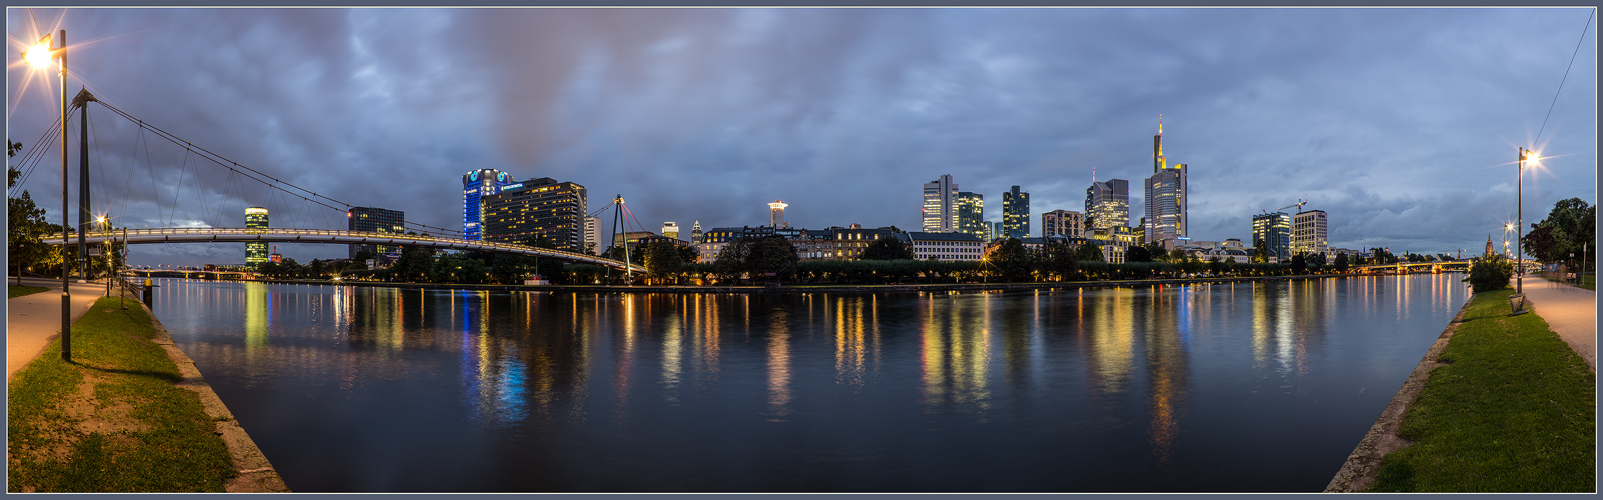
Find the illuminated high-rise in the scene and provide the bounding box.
[690,221,703,245]
[1292,210,1328,257]
[1002,185,1030,238]
[1086,178,1129,231]
[1144,117,1188,247]
[1041,210,1084,239]
[955,191,986,240]
[347,206,405,259]
[922,174,958,233]
[585,216,601,254]
[462,169,515,241]
[482,177,588,250]
[245,206,268,268]
[662,222,680,240]
[1252,212,1292,261]
[769,200,788,227]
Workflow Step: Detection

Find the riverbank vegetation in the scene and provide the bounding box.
[1368,289,1595,492]
[7,298,234,492]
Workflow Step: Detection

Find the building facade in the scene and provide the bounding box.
[898,232,985,261]
[1292,209,1328,257]
[585,216,601,254]
[1040,210,1084,239]
[1086,178,1130,231]
[662,222,680,240]
[1002,185,1030,238]
[922,174,958,233]
[1145,165,1188,245]
[955,191,986,240]
[690,221,703,245]
[1252,212,1293,262]
[347,206,405,259]
[462,168,516,241]
[481,177,588,251]
[245,206,268,268]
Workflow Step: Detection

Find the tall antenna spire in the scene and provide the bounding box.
[1159,113,1163,134]
[1092,166,1096,184]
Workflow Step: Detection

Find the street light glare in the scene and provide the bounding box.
[23,38,52,69]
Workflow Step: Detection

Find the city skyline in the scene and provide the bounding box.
[6,7,1596,266]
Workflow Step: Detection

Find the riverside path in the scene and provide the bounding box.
[6,276,113,382]
[1521,275,1597,371]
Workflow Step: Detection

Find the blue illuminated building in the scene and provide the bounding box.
[463,169,515,241]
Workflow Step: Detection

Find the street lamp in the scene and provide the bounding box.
[1512,147,1539,315]
[24,31,71,361]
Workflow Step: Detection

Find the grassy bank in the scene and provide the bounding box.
[7,297,235,492]
[1368,289,1595,492]
[8,284,48,298]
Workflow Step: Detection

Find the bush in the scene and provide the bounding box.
[1463,254,1513,292]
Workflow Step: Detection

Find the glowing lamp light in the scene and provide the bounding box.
[23,36,53,68]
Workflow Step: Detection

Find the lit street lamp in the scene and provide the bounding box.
[1512,147,1539,315]
[23,31,72,361]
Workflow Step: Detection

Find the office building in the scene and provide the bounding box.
[1252,212,1292,262]
[462,169,516,241]
[690,221,703,245]
[347,206,405,259]
[1086,178,1130,231]
[1292,210,1328,257]
[897,232,986,261]
[1143,116,1188,247]
[482,177,588,250]
[769,200,789,227]
[1002,185,1030,238]
[245,206,268,268]
[585,216,601,254]
[1041,210,1084,239]
[922,174,958,233]
[662,222,680,240]
[955,191,986,240]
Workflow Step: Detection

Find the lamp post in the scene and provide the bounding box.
[1512,147,1539,315]
[24,31,71,361]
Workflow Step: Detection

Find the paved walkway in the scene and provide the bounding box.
[1519,276,1597,371]
[6,276,117,383]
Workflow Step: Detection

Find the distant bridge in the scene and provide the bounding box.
[1349,259,1536,274]
[45,228,647,273]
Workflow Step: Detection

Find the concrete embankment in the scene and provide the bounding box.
[1324,294,1475,492]
[137,291,292,493]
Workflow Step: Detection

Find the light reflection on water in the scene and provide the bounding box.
[152,275,1466,492]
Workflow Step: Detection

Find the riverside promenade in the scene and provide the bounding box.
[6,276,113,382]
[1520,275,1597,371]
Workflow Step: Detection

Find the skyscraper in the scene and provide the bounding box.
[1144,117,1188,247]
[347,206,405,259]
[482,177,588,250]
[1041,210,1084,239]
[922,174,958,233]
[463,169,515,241]
[1292,210,1328,257]
[1086,178,1130,231]
[245,206,268,268]
[769,200,788,227]
[662,222,680,240]
[690,221,703,245]
[955,191,986,240]
[1002,185,1030,238]
[1252,212,1292,261]
[585,216,601,254]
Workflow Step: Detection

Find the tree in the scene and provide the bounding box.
[1126,244,1152,263]
[752,236,799,278]
[643,240,686,283]
[8,142,53,284]
[1334,253,1349,273]
[1290,254,1306,274]
[860,237,913,260]
[1253,238,1268,263]
[1038,241,1078,281]
[353,249,375,262]
[1463,254,1513,292]
[1076,241,1104,262]
[988,238,1031,282]
[1525,198,1596,272]
[393,244,435,282]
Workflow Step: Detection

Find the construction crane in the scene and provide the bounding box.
[1260,198,1307,215]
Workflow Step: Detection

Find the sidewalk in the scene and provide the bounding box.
[1519,275,1597,371]
[6,275,115,382]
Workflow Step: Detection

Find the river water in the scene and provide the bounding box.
[149,274,1467,492]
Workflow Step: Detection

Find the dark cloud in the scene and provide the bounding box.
[6,7,1594,266]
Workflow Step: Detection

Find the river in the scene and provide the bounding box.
[148,274,1467,492]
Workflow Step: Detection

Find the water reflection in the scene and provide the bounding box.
[153,274,1470,492]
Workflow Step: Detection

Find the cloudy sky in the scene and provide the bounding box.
[7,7,1597,266]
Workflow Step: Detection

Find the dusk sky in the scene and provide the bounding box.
[7,7,1597,266]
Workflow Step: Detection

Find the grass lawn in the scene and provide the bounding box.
[1368,289,1595,492]
[8,285,49,298]
[1578,274,1595,291]
[7,298,235,492]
